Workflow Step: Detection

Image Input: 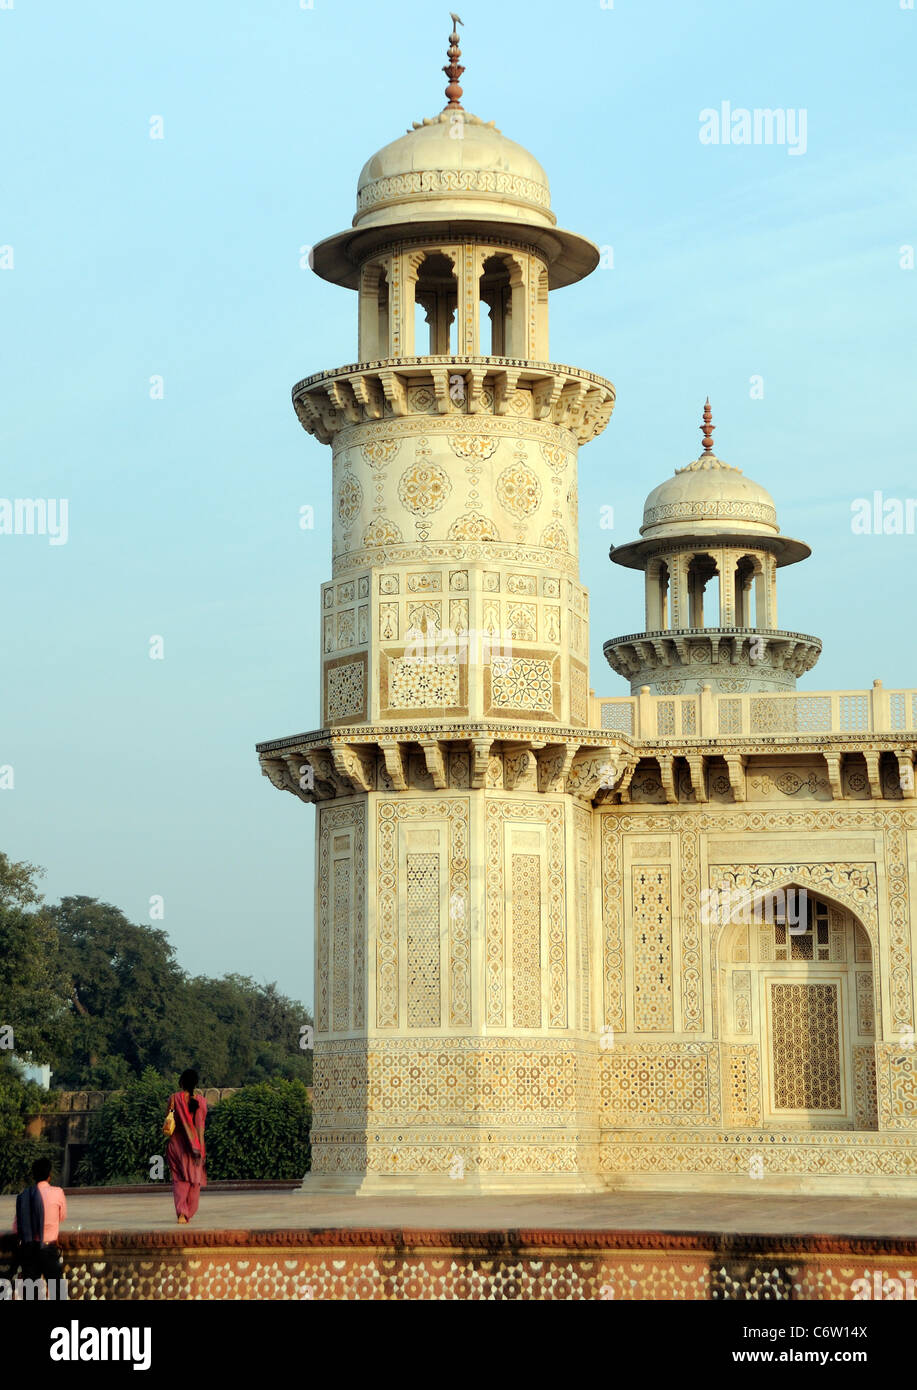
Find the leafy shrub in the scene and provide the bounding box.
[81,1067,173,1185]
[0,1061,60,1193]
[205,1079,311,1181]
[0,1137,61,1195]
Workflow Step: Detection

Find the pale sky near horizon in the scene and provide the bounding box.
[1,0,915,1010]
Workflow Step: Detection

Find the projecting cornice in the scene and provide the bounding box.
[291,356,615,447]
[257,724,917,807]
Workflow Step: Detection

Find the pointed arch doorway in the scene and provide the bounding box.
[718,886,878,1129]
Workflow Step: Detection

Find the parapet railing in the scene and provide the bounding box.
[592,684,917,741]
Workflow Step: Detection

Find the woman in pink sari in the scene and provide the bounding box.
[165,1069,207,1224]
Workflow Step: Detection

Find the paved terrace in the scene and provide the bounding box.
[3,1189,917,1238]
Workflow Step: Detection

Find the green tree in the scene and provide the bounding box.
[47,897,186,1087]
[205,1078,311,1181]
[0,849,314,1095]
[182,974,313,1087]
[0,853,70,1064]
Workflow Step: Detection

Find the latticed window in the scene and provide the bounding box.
[601,701,634,733]
[794,697,832,732]
[656,701,675,736]
[681,701,697,735]
[772,897,831,962]
[750,695,831,733]
[718,699,742,734]
[890,691,907,729]
[839,695,869,731]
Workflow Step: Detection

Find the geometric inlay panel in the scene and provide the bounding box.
[389,657,460,708]
[599,1043,720,1126]
[511,854,542,1029]
[406,853,441,1028]
[326,660,365,721]
[632,867,673,1031]
[490,657,553,712]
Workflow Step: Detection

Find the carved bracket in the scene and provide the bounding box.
[379,739,408,792]
[350,374,384,419]
[470,737,492,789]
[657,756,679,805]
[466,366,488,414]
[896,750,916,799]
[430,367,453,415]
[863,750,882,800]
[566,748,620,801]
[493,368,521,414]
[686,753,707,802]
[378,369,408,417]
[331,745,374,793]
[532,372,564,420]
[614,754,640,803]
[325,379,361,424]
[725,753,747,803]
[420,739,448,790]
[823,752,844,800]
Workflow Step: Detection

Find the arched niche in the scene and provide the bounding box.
[714,884,878,1131]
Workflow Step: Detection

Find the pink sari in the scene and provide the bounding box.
[166,1090,207,1220]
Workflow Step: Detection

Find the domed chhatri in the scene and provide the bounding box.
[605,403,821,694]
[310,20,598,291]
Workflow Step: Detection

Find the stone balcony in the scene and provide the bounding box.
[604,626,822,694]
[291,354,616,446]
[593,682,917,741]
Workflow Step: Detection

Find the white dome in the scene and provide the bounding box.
[355,111,555,232]
[640,453,779,540]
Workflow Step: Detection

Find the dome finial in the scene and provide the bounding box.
[443,13,465,110]
[700,397,715,455]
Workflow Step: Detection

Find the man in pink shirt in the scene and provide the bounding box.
[13,1157,67,1298]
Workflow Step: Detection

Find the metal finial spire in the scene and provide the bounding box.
[443,14,465,110]
[700,397,715,454]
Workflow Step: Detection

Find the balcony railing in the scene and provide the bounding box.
[592,684,917,741]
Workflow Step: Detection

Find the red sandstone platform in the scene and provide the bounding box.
[3,1188,917,1236]
[5,1192,917,1298]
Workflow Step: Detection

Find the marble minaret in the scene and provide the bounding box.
[257,25,621,1191]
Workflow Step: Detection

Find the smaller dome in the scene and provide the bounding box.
[640,453,778,541]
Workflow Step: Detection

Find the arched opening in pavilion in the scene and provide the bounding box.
[413,252,458,354]
[478,253,525,357]
[687,552,719,627]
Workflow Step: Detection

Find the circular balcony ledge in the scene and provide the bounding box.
[291,355,615,446]
[604,627,823,682]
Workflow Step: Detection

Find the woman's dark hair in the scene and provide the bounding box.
[31,1157,52,1183]
[179,1069,199,1093]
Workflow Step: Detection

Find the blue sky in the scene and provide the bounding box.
[1,0,915,1008]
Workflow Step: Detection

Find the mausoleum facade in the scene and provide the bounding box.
[257,28,917,1193]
